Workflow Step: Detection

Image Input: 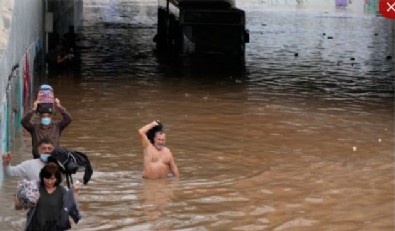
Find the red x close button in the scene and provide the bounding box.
[380,0,395,19]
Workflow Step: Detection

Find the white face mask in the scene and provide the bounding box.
[40,154,50,162]
[41,117,51,126]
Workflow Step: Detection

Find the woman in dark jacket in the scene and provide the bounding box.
[21,162,80,230]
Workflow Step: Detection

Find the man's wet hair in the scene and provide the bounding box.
[147,121,164,144]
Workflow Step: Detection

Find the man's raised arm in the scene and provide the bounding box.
[138,120,159,148]
[55,98,72,130]
[21,100,38,132]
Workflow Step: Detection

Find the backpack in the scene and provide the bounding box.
[48,147,93,188]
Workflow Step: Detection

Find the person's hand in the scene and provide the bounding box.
[14,194,22,210]
[73,180,81,193]
[32,100,38,111]
[2,152,12,166]
[54,98,61,108]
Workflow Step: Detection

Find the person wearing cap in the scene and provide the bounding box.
[138,120,179,179]
[21,98,72,159]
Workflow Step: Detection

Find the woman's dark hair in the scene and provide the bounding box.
[39,162,62,186]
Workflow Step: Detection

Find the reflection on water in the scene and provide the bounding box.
[139,179,177,231]
[0,0,394,230]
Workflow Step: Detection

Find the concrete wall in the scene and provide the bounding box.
[237,0,378,15]
[0,0,44,157]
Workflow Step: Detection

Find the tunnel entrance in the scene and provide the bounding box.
[154,0,249,65]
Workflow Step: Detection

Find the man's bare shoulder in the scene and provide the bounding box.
[162,148,175,161]
[163,147,172,154]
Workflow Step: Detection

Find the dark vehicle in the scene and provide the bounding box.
[154,0,249,64]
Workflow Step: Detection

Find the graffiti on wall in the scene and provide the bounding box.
[0,40,39,156]
[364,0,379,13]
[0,98,9,154]
[23,53,32,111]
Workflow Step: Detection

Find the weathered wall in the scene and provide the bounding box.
[0,0,44,156]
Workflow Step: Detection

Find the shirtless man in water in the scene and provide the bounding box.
[138,120,179,179]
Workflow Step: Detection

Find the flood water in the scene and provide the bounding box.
[1,0,394,230]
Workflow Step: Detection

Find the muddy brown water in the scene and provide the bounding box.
[0,1,394,230]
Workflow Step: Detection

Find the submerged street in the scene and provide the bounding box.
[1,0,394,230]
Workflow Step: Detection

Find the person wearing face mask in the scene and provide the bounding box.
[21,97,72,159]
[2,138,55,181]
[138,120,179,179]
